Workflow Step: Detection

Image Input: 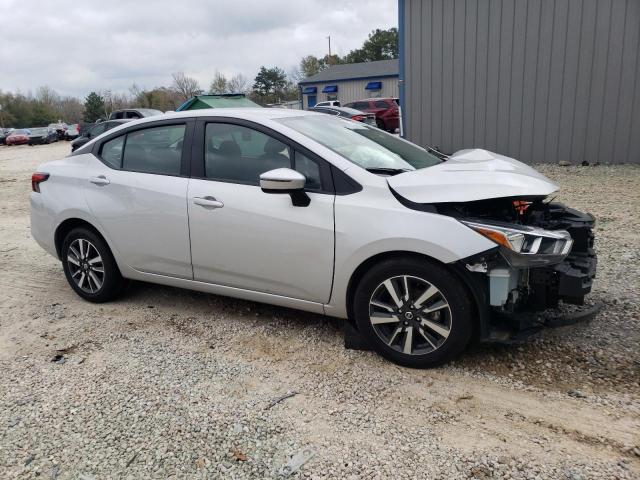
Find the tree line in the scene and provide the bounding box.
[0,87,83,128]
[0,28,397,127]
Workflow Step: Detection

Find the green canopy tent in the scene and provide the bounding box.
[176,94,260,111]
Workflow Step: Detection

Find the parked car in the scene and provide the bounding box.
[70,119,130,152]
[65,124,80,140]
[48,123,68,140]
[310,106,376,126]
[30,109,596,368]
[314,100,341,108]
[343,98,399,132]
[6,129,31,145]
[28,127,58,145]
[108,108,163,120]
[0,128,13,145]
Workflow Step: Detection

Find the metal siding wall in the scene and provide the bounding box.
[403,0,640,164]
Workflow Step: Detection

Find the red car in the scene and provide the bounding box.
[5,129,31,146]
[344,98,399,132]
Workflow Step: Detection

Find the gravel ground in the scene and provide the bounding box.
[0,142,638,479]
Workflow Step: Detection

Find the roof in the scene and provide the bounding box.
[299,59,399,85]
[176,94,260,111]
[72,108,330,152]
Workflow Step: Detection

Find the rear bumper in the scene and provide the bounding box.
[30,193,57,258]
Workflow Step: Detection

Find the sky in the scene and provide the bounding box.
[0,0,397,99]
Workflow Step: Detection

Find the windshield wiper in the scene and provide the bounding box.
[365,167,413,176]
[426,145,450,161]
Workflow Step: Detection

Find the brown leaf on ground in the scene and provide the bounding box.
[232,448,247,461]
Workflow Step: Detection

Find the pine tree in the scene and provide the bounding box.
[83,92,105,122]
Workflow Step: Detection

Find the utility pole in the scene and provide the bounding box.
[327,35,332,65]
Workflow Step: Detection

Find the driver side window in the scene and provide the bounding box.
[204,123,291,185]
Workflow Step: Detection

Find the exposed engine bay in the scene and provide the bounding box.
[435,196,597,341]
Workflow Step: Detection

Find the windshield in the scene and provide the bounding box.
[277,115,441,172]
[12,129,29,135]
[31,128,47,134]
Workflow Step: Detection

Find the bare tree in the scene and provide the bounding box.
[171,72,203,102]
[55,97,84,123]
[35,86,60,107]
[209,71,229,94]
[129,83,144,105]
[101,90,130,116]
[228,73,249,94]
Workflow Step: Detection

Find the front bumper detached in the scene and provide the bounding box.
[486,208,598,342]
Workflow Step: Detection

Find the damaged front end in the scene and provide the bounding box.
[443,197,598,342]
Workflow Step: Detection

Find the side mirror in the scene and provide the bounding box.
[260,168,310,207]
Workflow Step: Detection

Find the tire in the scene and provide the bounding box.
[375,118,385,130]
[353,257,473,368]
[61,227,125,302]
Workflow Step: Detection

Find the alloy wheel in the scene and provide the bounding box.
[67,238,105,293]
[368,275,452,355]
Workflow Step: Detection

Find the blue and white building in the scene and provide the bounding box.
[298,59,399,110]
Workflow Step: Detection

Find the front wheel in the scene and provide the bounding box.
[61,227,125,302]
[353,257,473,368]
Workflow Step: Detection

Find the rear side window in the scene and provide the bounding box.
[98,124,185,175]
[122,125,185,175]
[374,100,390,109]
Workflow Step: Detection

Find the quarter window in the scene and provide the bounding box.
[122,124,185,175]
[100,135,124,169]
[204,123,291,185]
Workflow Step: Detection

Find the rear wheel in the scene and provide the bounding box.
[61,227,125,302]
[353,257,473,368]
[376,118,385,130]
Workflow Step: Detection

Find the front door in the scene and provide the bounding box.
[187,120,334,303]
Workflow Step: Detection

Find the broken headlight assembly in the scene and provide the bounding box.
[461,220,573,267]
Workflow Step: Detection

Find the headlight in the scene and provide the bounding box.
[461,220,573,267]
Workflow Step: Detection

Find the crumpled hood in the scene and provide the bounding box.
[388,148,558,203]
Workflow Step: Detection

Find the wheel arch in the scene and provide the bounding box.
[54,218,108,259]
[344,250,486,341]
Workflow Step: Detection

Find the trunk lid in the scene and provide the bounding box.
[387,148,558,203]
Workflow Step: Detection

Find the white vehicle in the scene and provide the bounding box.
[314,100,341,108]
[30,109,596,367]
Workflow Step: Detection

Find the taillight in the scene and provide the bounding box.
[351,115,364,121]
[31,172,49,192]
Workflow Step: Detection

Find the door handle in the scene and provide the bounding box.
[193,196,224,209]
[89,175,110,186]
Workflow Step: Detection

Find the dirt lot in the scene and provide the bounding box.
[0,142,638,479]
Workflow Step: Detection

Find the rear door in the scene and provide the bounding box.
[83,119,194,279]
[187,118,335,303]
